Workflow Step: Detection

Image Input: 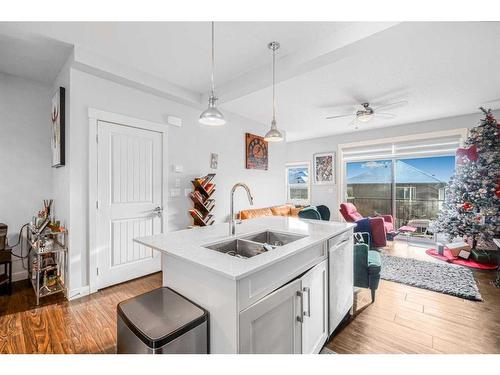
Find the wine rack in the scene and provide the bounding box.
[189,173,216,227]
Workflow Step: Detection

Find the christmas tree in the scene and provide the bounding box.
[431,108,500,249]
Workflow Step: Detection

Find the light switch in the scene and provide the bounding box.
[172,165,183,173]
[170,188,181,197]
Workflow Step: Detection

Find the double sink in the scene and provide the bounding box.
[204,230,306,259]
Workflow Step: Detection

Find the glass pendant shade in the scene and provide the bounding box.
[199,96,226,126]
[264,120,284,142]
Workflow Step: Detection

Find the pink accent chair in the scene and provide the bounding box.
[339,203,395,248]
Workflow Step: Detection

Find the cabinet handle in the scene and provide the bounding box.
[303,287,311,317]
[296,291,304,323]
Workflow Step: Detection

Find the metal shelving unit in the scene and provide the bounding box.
[27,225,67,305]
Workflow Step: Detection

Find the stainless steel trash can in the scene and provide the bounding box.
[117,287,208,354]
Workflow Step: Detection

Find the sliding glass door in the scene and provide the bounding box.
[395,156,454,229]
[346,156,455,230]
[346,159,393,217]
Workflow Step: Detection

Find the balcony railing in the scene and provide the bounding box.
[346,197,444,228]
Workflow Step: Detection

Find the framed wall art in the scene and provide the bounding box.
[51,87,65,168]
[245,133,268,170]
[313,152,335,184]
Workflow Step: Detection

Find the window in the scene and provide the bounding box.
[286,162,310,205]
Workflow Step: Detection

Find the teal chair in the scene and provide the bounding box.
[298,205,330,221]
[353,233,382,302]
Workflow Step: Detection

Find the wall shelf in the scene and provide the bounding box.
[189,173,216,227]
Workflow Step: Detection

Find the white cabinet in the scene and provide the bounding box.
[239,260,328,354]
[239,279,302,354]
[328,233,354,335]
[301,260,328,354]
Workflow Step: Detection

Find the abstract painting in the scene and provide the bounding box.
[314,152,335,184]
[245,133,268,170]
[51,87,65,168]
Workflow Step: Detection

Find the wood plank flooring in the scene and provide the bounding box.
[0,273,161,353]
[326,241,500,354]
[0,241,498,354]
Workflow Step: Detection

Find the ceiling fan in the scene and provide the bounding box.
[325,100,408,128]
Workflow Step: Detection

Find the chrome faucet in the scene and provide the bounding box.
[229,183,254,236]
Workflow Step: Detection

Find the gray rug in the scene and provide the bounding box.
[380,254,482,301]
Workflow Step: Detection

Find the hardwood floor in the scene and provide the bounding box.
[0,273,161,353]
[326,241,500,354]
[0,241,498,354]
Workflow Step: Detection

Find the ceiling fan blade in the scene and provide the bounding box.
[375,100,408,111]
[326,113,354,120]
[375,112,396,119]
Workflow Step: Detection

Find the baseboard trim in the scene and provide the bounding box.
[12,270,28,282]
[68,285,91,301]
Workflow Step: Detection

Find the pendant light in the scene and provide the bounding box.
[199,22,226,126]
[264,41,284,142]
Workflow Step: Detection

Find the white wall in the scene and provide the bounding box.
[0,73,52,280]
[65,69,286,296]
[286,110,500,220]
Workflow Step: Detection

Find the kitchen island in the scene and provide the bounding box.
[135,216,355,354]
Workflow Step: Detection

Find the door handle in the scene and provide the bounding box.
[303,287,311,317]
[296,291,304,323]
[152,206,163,217]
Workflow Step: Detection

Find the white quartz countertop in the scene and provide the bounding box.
[135,216,355,280]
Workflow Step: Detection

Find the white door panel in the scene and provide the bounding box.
[239,279,302,354]
[328,237,354,335]
[97,120,163,289]
[301,260,328,354]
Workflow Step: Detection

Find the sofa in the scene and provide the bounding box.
[238,204,302,220]
[339,203,395,248]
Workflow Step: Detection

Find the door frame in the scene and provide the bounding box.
[88,108,168,294]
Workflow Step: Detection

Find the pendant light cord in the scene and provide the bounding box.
[210,21,216,97]
[272,46,276,124]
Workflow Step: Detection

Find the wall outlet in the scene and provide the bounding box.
[172,164,183,173]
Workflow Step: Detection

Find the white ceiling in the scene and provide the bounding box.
[0,29,72,83]
[222,22,500,141]
[0,22,352,92]
[0,22,499,141]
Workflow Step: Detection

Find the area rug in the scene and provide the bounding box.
[380,254,483,301]
[425,248,497,270]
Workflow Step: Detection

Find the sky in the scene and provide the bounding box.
[346,156,456,183]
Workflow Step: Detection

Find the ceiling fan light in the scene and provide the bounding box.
[357,113,373,122]
[199,96,226,126]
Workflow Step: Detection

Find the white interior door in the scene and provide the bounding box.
[96,120,163,289]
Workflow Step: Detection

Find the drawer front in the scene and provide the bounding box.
[238,242,327,312]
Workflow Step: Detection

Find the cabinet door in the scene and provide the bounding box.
[301,260,328,354]
[239,279,302,354]
[328,236,354,335]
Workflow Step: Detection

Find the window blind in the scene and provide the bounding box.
[342,132,465,162]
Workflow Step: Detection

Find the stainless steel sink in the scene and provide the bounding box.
[241,230,306,246]
[204,239,268,259]
[203,230,307,259]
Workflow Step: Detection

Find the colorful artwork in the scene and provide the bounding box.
[314,152,335,184]
[51,87,65,168]
[245,133,268,170]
